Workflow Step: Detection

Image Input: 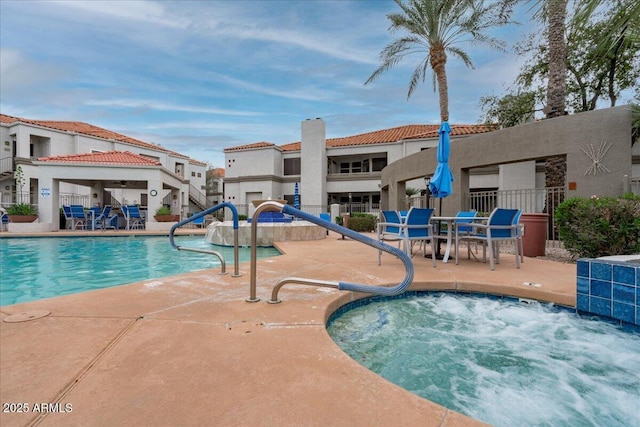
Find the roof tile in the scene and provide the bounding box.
[0,113,206,166]
[37,151,162,166]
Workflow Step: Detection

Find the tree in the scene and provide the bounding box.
[484,3,640,126]
[480,91,538,127]
[365,0,512,123]
[545,0,568,119]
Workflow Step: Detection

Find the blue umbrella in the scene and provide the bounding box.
[429,121,453,200]
[294,182,300,210]
[428,121,453,259]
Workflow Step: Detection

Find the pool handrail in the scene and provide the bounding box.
[169,202,241,277]
[247,201,414,303]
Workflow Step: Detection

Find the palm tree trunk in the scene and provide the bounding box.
[430,45,449,122]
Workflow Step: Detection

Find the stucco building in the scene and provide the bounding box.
[0,114,209,231]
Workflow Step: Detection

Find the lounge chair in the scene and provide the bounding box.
[455,208,521,270]
[1,212,8,231]
[62,205,73,229]
[93,205,112,230]
[69,205,87,230]
[123,205,145,230]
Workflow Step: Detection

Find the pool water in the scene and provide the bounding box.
[327,293,640,427]
[0,236,280,306]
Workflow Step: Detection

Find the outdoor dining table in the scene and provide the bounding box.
[430,216,488,263]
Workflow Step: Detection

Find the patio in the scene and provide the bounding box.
[0,230,575,426]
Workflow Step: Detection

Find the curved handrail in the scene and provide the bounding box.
[247,201,414,303]
[169,202,241,277]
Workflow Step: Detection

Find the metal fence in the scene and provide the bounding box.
[623,175,640,195]
[464,187,566,246]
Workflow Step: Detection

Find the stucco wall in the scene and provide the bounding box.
[381,107,633,215]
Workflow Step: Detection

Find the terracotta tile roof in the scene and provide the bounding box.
[37,150,162,166]
[229,123,496,153]
[224,141,277,152]
[280,142,301,151]
[208,167,225,178]
[0,113,207,166]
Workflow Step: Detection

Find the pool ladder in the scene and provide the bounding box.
[169,202,242,277]
[247,201,415,303]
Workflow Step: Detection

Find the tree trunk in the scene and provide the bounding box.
[546,0,568,118]
[430,44,449,122]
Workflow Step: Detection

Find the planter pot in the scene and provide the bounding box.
[8,215,38,223]
[154,215,180,222]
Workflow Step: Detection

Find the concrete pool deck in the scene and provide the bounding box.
[0,230,576,426]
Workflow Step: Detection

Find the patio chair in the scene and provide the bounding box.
[93,205,112,230]
[123,205,145,230]
[62,205,73,229]
[191,213,205,228]
[69,205,87,230]
[447,210,478,257]
[513,210,525,263]
[377,210,403,265]
[1,212,8,231]
[401,207,436,268]
[455,208,521,270]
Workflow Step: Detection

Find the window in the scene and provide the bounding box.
[340,162,350,173]
[284,158,301,175]
[197,172,202,178]
[351,161,362,173]
[191,172,196,177]
[372,157,387,172]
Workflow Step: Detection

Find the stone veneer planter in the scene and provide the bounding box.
[576,256,640,326]
[205,220,326,246]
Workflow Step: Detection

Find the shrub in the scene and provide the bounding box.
[238,214,248,221]
[7,203,38,216]
[155,205,172,215]
[555,195,640,258]
[344,213,377,232]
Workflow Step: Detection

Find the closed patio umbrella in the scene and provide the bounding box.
[429,121,454,202]
[294,182,300,210]
[428,121,453,258]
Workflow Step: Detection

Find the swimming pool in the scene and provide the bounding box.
[327,292,640,427]
[0,236,280,306]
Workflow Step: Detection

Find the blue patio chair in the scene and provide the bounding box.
[448,210,478,258]
[455,208,521,270]
[69,205,87,230]
[62,205,73,229]
[513,210,524,263]
[1,212,8,231]
[191,213,205,228]
[123,205,145,230]
[377,210,403,265]
[93,205,111,230]
[401,207,436,268]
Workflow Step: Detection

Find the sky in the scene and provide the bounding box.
[0,0,541,168]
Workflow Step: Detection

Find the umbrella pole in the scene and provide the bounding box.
[436,198,443,258]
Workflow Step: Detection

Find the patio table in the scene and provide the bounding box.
[430,216,488,263]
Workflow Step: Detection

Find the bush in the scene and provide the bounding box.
[6,203,38,216]
[155,205,172,215]
[555,195,640,258]
[344,213,377,232]
[238,214,248,221]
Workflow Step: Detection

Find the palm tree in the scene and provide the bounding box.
[365,0,512,123]
[545,0,568,119]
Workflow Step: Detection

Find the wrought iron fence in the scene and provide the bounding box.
[465,187,566,247]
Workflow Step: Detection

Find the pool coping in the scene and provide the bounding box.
[0,231,576,426]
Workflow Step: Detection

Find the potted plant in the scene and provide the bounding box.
[154,205,179,222]
[7,203,38,223]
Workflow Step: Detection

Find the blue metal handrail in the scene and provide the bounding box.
[247,201,414,303]
[169,202,241,277]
